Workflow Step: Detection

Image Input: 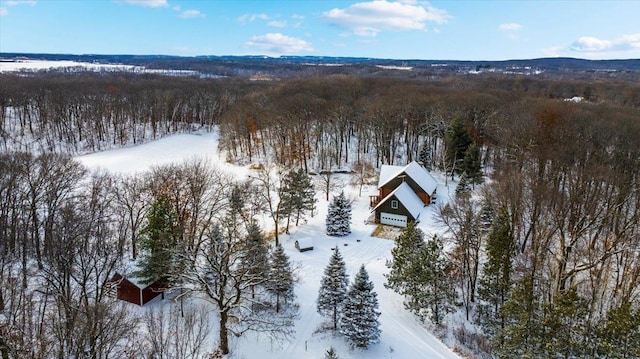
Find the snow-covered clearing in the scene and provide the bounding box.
[76,131,461,359]
[0,60,136,72]
[0,59,207,76]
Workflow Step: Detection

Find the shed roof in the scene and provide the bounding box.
[295,237,314,249]
[115,262,151,289]
[373,182,425,220]
[377,161,437,195]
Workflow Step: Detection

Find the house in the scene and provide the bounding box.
[106,272,166,306]
[294,237,314,252]
[370,161,437,227]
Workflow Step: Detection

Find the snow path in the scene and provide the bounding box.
[76,132,461,359]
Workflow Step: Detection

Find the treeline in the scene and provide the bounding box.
[0,73,248,153]
[220,75,639,172]
[1,73,639,161]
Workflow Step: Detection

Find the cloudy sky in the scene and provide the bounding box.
[1,0,638,60]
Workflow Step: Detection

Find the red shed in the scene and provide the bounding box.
[108,272,166,306]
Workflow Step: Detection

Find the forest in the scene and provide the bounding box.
[0,70,639,358]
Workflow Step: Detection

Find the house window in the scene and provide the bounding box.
[391,200,399,209]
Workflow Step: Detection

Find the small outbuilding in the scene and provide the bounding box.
[107,272,166,306]
[294,237,314,252]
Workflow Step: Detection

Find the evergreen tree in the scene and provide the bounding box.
[418,140,433,171]
[455,173,471,199]
[386,232,455,325]
[317,248,349,330]
[267,243,295,313]
[339,265,381,349]
[326,191,351,236]
[498,275,543,358]
[540,287,589,358]
[242,221,270,298]
[385,222,424,302]
[290,167,317,222]
[444,118,472,176]
[461,142,482,187]
[597,301,640,358]
[478,200,496,236]
[477,209,515,337]
[324,346,339,359]
[279,168,317,232]
[136,195,180,285]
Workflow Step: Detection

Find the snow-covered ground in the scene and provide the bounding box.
[0,59,137,72]
[0,59,208,76]
[76,131,461,359]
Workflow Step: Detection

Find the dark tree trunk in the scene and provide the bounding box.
[219,311,230,354]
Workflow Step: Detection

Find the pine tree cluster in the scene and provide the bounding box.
[317,249,381,349]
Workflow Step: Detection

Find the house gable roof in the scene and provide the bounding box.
[377,161,437,195]
[373,182,425,220]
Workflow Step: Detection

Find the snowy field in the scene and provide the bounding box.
[77,131,461,359]
[0,59,204,76]
[0,59,137,72]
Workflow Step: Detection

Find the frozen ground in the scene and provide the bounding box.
[77,131,461,359]
[0,59,204,76]
[0,59,136,72]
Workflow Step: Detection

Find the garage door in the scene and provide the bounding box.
[380,212,408,227]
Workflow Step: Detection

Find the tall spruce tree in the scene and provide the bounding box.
[339,265,381,349]
[136,195,180,285]
[279,168,317,232]
[445,118,472,177]
[461,142,482,187]
[317,248,349,330]
[385,222,424,296]
[326,191,351,236]
[386,231,455,325]
[418,140,433,171]
[498,275,542,358]
[477,209,515,337]
[242,221,270,298]
[267,243,295,313]
[455,173,471,199]
[540,287,589,358]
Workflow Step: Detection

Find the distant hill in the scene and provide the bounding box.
[1,52,639,79]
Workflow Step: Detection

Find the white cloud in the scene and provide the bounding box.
[268,20,287,28]
[5,0,36,6]
[292,14,305,20]
[1,1,36,17]
[179,9,204,19]
[238,13,269,24]
[323,0,450,37]
[117,0,168,8]
[543,33,640,59]
[499,23,522,31]
[570,33,640,53]
[245,33,314,54]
